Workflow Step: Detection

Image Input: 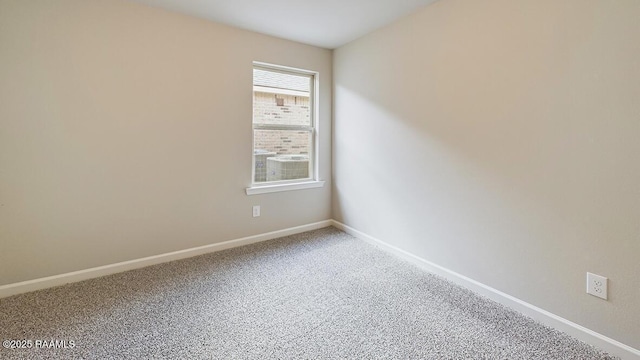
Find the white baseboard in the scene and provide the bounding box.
[331,220,640,360]
[0,220,333,299]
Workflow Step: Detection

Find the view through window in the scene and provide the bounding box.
[252,65,315,184]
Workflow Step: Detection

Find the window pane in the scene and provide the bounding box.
[253,129,311,182]
[252,64,315,185]
[253,68,311,127]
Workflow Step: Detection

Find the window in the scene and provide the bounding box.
[251,63,318,189]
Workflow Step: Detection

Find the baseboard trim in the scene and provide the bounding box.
[0,220,333,299]
[331,220,640,360]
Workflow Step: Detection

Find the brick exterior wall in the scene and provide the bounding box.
[253,91,310,155]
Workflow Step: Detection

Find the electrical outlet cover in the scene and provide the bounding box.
[586,272,608,300]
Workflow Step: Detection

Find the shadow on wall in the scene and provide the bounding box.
[333,0,639,268]
[332,0,639,349]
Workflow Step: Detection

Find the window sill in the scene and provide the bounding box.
[246,180,325,195]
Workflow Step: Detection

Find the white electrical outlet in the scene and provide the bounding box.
[586,272,608,300]
[252,205,260,217]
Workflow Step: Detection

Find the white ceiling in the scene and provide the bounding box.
[129,0,439,49]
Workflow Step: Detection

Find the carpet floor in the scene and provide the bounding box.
[0,227,617,359]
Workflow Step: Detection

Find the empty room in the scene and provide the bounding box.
[0,0,638,359]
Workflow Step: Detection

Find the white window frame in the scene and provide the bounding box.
[246,62,324,195]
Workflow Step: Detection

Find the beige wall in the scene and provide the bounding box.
[0,0,332,285]
[333,0,639,349]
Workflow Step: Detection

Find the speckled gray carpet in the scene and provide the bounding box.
[0,227,617,359]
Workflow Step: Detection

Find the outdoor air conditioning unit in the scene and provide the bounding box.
[254,149,277,182]
[266,155,309,181]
